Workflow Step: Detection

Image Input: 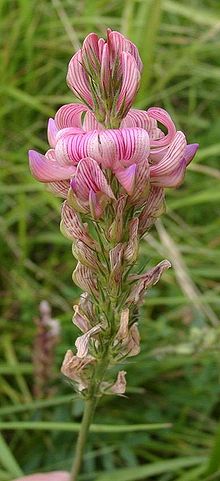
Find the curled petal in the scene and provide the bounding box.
[55,103,89,130]
[75,324,102,358]
[28,150,76,182]
[129,160,150,206]
[47,118,58,148]
[150,131,187,179]
[109,243,124,283]
[151,159,187,188]
[116,308,129,341]
[127,324,140,357]
[108,194,128,242]
[147,107,176,148]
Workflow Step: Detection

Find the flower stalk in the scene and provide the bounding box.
[28,29,199,480]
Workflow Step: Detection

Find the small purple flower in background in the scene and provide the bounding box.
[28,29,198,481]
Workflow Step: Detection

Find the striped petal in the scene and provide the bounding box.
[67,50,93,106]
[150,131,186,178]
[55,103,89,130]
[47,180,70,198]
[28,150,76,182]
[108,30,142,71]
[47,118,58,148]
[117,52,140,115]
[82,111,101,132]
[71,157,115,201]
[151,159,187,188]
[147,107,176,148]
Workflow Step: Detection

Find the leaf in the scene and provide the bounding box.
[0,434,23,478]
[94,456,206,481]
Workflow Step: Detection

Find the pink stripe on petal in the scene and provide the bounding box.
[151,159,187,188]
[115,164,137,195]
[29,150,76,182]
[122,108,158,130]
[109,31,142,71]
[83,111,101,132]
[117,52,140,115]
[67,50,93,106]
[147,107,176,147]
[73,157,115,200]
[150,131,186,177]
[47,118,58,148]
[55,103,89,130]
[47,180,70,198]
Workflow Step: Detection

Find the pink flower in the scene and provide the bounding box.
[69,157,115,218]
[66,30,142,123]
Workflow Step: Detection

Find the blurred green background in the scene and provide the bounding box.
[1,0,220,479]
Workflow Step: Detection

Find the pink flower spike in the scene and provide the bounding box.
[47,118,58,148]
[115,164,137,195]
[28,150,76,182]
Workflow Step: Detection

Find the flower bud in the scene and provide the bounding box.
[138,187,165,236]
[124,218,139,264]
[72,262,98,297]
[60,201,97,249]
[72,240,101,271]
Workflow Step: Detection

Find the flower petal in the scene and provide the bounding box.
[47,180,70,198]
[66,50,93,106]
[147,107,176,147]
[117,52,140,115]
[71,157,115,201]
[150,131,186,178]
[108,30,142,71]
[55,103,89,130]
[115,164,137,195]
[184,143,199,165]
[75,324,101,358]
[47,118,58,148]
[28,150,76,182]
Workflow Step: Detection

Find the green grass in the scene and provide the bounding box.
[1,0,220,479]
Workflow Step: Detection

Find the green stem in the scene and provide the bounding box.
[69,397,96,481]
